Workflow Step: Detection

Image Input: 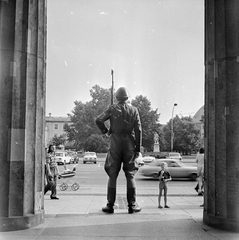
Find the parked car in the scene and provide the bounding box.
[83,152,97,164]
[142,156,155,164]
[55,151,71,165]
[135,152,144,166]
[72,153,79,163]
[168,152,182,161]
[68,151,79,164]
[138,159,197,180]
[67,151,75,163]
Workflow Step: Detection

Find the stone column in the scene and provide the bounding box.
[204,0,239,231]
[0,0,47,231]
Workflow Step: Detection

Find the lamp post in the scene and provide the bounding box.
[171,103,177,152]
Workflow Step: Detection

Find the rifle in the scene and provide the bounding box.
[111,69,114,105]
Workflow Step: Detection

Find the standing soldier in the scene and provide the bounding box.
[95,87,142,214]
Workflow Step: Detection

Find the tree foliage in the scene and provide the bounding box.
[64,85,111,151]
[163,115,200,154]
[84,134,109,152]
[131,95,161,152]
[63,85,200,154]
[50,134,66,148]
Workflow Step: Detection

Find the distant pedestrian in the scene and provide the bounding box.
[158,162,172,208]
[95,87,142,214]
[195,147,204,196]
[44,144,59,199]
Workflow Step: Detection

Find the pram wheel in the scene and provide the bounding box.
[59,183,68,191]
[71,182,80,191]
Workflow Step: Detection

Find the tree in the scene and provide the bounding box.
[84,134,109,152]
[163,115,200,154]
[64,85,111,151]
[65,101,97,150]
[90,85,111,116]
[131,95,161,152]
[64,86,163,153]
[50,134,66,148]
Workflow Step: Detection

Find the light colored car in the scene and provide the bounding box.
[138,159,197,180]
[168,152,182,161]
[68,151,79,163]
[83,152,97,164]
[55,151,71,165]
[142,156,155,164]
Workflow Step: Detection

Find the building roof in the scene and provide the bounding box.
[45,116,71,122]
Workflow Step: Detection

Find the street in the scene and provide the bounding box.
[56,156,199,196]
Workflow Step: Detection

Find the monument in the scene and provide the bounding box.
[153,132,160,152]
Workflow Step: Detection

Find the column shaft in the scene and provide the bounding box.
[204,0,239,231]
[0,0,47,231]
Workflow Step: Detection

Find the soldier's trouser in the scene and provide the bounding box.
[105,150,138,205]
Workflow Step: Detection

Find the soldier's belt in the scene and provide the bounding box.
[111,130,132,134]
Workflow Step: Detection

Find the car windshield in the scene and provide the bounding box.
[149,160,186,167]
[170,153,180,156]
[85,152,96,156]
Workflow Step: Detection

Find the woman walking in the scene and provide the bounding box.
[44,144,59,199]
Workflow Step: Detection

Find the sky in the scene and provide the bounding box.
[46,0,204,124]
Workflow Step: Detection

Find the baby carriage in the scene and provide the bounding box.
[58,164,80,191]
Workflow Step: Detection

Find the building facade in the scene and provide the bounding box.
[45,114,71,147]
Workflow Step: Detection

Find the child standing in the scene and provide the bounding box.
[158,162,172,208]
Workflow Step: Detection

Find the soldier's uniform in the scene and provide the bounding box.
[95,87,142,214]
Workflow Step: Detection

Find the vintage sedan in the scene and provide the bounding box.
[55,151,71,165]
[83,152,97,164]
[142,156,155,164]
[168,152,182,161]
[138,159,197,180]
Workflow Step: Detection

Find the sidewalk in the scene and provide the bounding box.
[1,190,239,240]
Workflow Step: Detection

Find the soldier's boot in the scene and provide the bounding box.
[102,187,116,213]
[127,188,141,214]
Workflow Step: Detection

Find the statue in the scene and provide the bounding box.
[153,132,160,152]
[154,132,159,144]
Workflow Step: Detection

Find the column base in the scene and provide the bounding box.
[0,211,44,232]
[204,212,239,232]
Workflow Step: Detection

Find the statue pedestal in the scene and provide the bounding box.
[153,143,160,152]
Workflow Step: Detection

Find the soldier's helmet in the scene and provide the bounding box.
[115,87,129,101]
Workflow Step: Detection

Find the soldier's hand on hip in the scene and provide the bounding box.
[105,132,111,137]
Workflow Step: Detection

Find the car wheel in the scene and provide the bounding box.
[83,161,86,164]
[94,161,97,164]
[191,173,197,181]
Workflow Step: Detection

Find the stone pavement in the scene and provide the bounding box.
[1,187,239,240]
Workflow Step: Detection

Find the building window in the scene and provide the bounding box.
[54,124,58,129]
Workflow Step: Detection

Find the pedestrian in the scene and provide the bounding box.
[158,162,172,209]
[95,87,142,214]
[44,144,59,200]
[195,147,204,196]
